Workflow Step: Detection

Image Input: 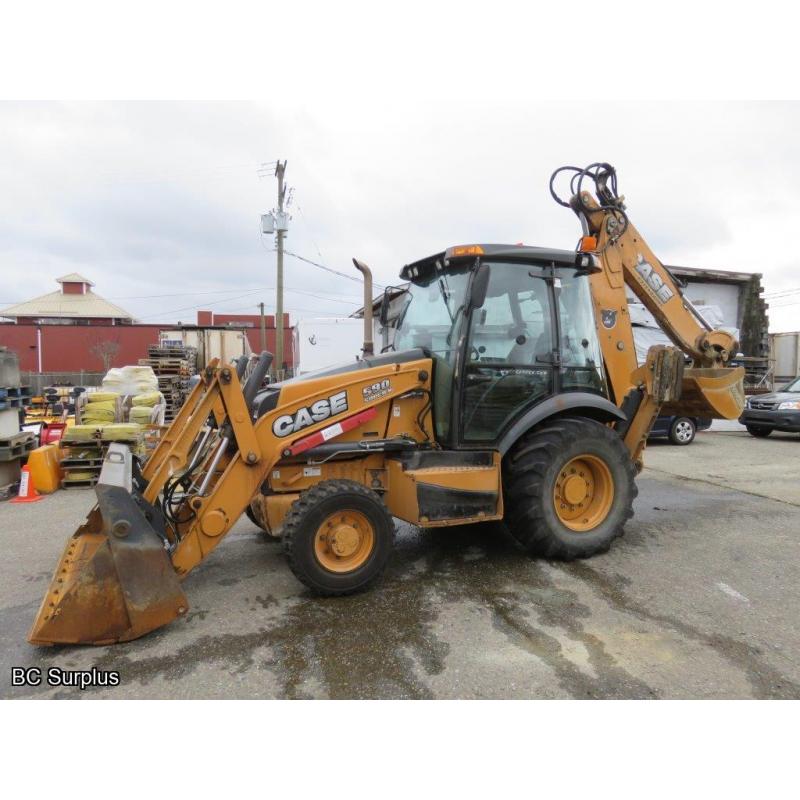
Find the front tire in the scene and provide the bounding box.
[669,416,696,445]
[503,417,636,560]
[746,425,772,438]
[283,480,395,595]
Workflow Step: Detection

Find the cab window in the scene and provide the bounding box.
[461,263,554,442]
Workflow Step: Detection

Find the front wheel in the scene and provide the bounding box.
[746,425,772,438]
[283,480,395,595]
[503,417,637,560]
[669,417,696,445]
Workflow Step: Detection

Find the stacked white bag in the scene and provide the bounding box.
[102,365,159,397]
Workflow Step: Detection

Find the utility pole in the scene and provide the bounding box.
[259,302,266,352]
[275,160,287,379]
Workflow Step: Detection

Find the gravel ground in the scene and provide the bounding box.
[1,424,798,699]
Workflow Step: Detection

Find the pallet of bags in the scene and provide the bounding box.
[128,390,165,425]
[75,391,122,425]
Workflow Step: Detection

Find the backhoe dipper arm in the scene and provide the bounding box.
[551,163,745,464]
[576,190,737,366]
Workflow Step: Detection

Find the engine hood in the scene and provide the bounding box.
[749,390,800,405]
[251,348,430,420]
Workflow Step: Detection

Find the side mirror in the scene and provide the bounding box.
[468,263,490,310]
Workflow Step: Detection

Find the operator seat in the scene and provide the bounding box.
[507,330,552,364]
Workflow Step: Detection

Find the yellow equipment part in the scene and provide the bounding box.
[29,355,434,645]
[29,488,188,645]
[26,444,62,495]
[663,367,746,420]
[28,161,747,648]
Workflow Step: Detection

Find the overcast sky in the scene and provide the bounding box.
[1,101,798,332]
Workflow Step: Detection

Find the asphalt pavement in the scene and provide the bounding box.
[2,424,798,699]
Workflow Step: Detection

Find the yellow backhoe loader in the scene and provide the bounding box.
[29,163,744,646]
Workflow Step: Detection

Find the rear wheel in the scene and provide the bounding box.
[746,425,772,438]
[283,480,394,595]
[669,416,696,445]
[503,417,636,560]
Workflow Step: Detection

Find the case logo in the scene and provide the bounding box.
[634,254,674,304]
[272,391,349,437]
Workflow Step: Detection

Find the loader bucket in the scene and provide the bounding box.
[28,482,188,646]
[661,365,745,420]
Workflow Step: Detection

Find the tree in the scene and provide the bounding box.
[90,339,120,372]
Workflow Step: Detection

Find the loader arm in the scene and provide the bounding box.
[552,163,745,464]
[166,358,430,575]
[29,354,432,645]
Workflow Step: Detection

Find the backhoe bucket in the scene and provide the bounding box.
[661,365,746,420]
[28,449,188,646]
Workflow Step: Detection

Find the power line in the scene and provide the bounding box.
[279,246,386,290]
[766,299,800,309]
[110,284,362,302]
[137,289,267,320]
[111,286,272,300]
[220,301,349,316]
[135,282,361,324]
[763,287,800,299]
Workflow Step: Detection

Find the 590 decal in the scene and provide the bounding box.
[272,391,349,437]
[362,379,391,403]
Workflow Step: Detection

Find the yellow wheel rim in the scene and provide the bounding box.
[553,454,615,532]
[314,510,375,573]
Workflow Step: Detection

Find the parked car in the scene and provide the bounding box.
[739,377,800,437]
[648,415,711,445]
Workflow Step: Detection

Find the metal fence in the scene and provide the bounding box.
[21,371,104,394]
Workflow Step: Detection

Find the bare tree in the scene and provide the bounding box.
[90,339,120,372]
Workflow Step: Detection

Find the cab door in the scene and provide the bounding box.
[458,263,557,443]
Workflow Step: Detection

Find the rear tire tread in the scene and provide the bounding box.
[503,417,637,560]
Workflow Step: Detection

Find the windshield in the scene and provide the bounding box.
[393,267,471,355]
[782,377,800,392]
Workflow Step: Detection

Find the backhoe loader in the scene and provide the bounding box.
[29,163,745,646]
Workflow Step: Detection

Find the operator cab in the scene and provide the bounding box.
[391,244,608,447]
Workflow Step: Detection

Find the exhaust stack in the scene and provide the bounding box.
[353,258,374,357]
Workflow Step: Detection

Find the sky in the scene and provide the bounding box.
[0,100,798,332]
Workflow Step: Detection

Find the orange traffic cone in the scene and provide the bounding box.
[11,465,44,504]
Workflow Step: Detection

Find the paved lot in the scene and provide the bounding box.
[2,424,798,699]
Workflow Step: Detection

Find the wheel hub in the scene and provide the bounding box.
[314,510,375,573]
[329,524,359,557]
[562,474,588,505]
[553,454,615,532]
